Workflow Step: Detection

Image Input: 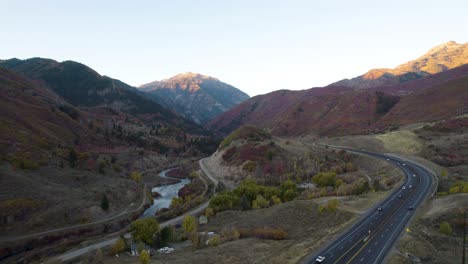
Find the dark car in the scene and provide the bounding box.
[408,206,414,210]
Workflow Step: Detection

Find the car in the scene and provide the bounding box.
[386,158,390,161]
[402,186,406,190]
[409,185,412,188]
[408,206,414,210]
[377,207,382,211]
[398,194,402,198]
[402,163,406,166]
[315,256,326,263]
[413,174,416,177]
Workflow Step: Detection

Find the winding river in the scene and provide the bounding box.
[142,169,191,218]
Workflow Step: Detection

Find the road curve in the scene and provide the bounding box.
[56,160,217,262]
[302,148,435,264]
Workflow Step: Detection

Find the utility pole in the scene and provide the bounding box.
[463,210,466,264]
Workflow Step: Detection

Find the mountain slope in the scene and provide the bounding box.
[0,58,171,115]
[331,41,468,89]
[207,65,468,137]
[140,72,249,124]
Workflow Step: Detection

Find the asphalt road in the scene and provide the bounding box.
[303,148,435,264]
[56,159,217,262]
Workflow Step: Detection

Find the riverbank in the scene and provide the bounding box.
[142,169,191,217]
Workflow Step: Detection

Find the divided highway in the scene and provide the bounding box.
[303,149,435,264]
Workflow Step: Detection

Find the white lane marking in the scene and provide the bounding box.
[373,213,411,264]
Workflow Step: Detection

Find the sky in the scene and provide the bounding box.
[1,0,467,96]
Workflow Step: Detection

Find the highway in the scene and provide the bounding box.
[303,148,435,264]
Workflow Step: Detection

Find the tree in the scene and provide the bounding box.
[101,194,109,211]
[182,215,197,233]
[312,172,336,187]
[204,207,214,218]
[110,238,126,255]
[139,250,150,264]
[130,218,160,246]
[190,231,199,251]
[159,226,173,247]
[69,148,77,167]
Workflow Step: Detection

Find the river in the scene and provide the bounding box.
[142,169,191,217]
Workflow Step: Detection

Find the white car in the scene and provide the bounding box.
[402,186,406,190]
[315,256,326,263]
[413,174,416,177]
[402,163,406,166]
[409,185,412,188]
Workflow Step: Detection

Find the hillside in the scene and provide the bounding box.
[0,64,220,250]
[207,65,468,137]
[140,72,249,124]
[0,58,186,125]
[331,41,468,89]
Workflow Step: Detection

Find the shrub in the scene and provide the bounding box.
[131,171,142,183]
[112,164,122,172]
[69,148,77,167]
[12,156,39,170]
[282,189,297,202]
[270,195,281,205]
[312,172,337,187]
[326,199,340,213]
[139,250,150,264]
[439,221,452,236]
[221,228,240,241]
[238,228,287,240]
[208,235,220,247]
[242,161,257,172]
[204,207,214,218]
[100,194,109,211]
[110,238,126,255]
[252,194,269,209]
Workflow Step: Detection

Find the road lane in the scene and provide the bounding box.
[303,148,435,264]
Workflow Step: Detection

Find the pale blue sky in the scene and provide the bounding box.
[1,0,467,96]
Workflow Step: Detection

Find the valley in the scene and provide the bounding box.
[1,40,467,264]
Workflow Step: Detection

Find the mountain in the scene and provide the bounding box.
[0,67,92,162]
[331,41,468,89]
[139,72,250,124]
[0,58,207,133]
[0,58,168,114]
[207,64,468,137]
